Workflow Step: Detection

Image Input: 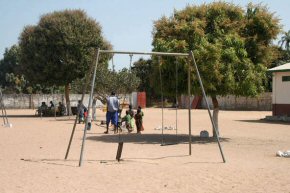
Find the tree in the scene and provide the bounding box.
[19,10,111,114]
[131,58,156,104]
[0,45,67,94]
[71,66,140,104]
[0,45,20,88]
[93,66,140,104]
[72,68,140,104]
[0,45,29,93]
[279,30,290,52]
[152,2,281,137]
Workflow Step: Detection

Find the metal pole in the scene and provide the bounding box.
[99,50,189,57]
[65,95,86,160]
[79,48,100,167]
[0,89,8,125]
[1,98,6,125]
[1,102,5,124]
[175,60,178,142]
[111,54,115,72]
[129,54,133,71]
[187,57,192,155]
[158,56,164,145]
[189,51,226,163]
[65,49,98,160]
[0,89,5,124]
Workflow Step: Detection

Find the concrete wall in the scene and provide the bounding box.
[180,92,272,111]
[2,93,272,110]
[1,94,103,109]
[201,93,272,111]
[273,71,290,104]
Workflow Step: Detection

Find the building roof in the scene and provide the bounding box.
[268,63,290,72]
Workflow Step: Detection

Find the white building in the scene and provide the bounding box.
[268,63,290,116]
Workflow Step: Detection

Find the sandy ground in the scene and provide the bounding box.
[0,108,290,193]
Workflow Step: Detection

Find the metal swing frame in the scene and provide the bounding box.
[0,88,10,127]
[64,48,226,166]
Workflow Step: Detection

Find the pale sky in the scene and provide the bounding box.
[0,0,289,69]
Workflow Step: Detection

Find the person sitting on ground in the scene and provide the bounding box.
[41,102,48,109]
[104,92,119,134]
[121,110,133,132]
[49,101,54,109]
[58,102,66,116]
[38,102,48,116]
[134,108,144,134]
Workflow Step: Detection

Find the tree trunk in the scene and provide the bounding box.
[65,84,72,115]
[211,96,219,138]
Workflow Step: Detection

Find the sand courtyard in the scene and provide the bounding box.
[1,108,290,193]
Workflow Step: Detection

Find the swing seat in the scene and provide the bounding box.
[3,123,12,128]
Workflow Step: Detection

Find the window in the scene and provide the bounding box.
[282,76,290,82]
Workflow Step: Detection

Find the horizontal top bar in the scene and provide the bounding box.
[99,50,189,57]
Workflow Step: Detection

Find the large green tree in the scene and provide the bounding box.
[19,9,111,114]
[152,2,281,137]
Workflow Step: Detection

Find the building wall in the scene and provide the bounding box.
[273,71,290,104]
[272,104,290,116]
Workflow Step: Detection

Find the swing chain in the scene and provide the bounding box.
[111,53,115,72]
[129,54,133,70]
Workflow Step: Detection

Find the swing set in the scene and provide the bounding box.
[0,88,11,128]
[64,49,226,167]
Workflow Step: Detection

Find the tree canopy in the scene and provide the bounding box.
[19,9,111,87]
[152,2,281,98]
[18,9,112,113]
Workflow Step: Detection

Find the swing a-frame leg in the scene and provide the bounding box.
[0,89,11,128]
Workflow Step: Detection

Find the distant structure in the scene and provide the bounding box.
[268,63,290,116]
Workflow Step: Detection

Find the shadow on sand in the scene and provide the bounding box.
[86,133,230,145]
[2,114,38,118]
[236,119,290,125]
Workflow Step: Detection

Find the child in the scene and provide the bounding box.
[128,105,134,118]
[121,110,133,132]
[134,108,144,134]
[83,107,88,120]
[138,106,144,117]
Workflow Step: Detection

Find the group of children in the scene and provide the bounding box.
[76,94,144,134]
[120,105,144,134]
